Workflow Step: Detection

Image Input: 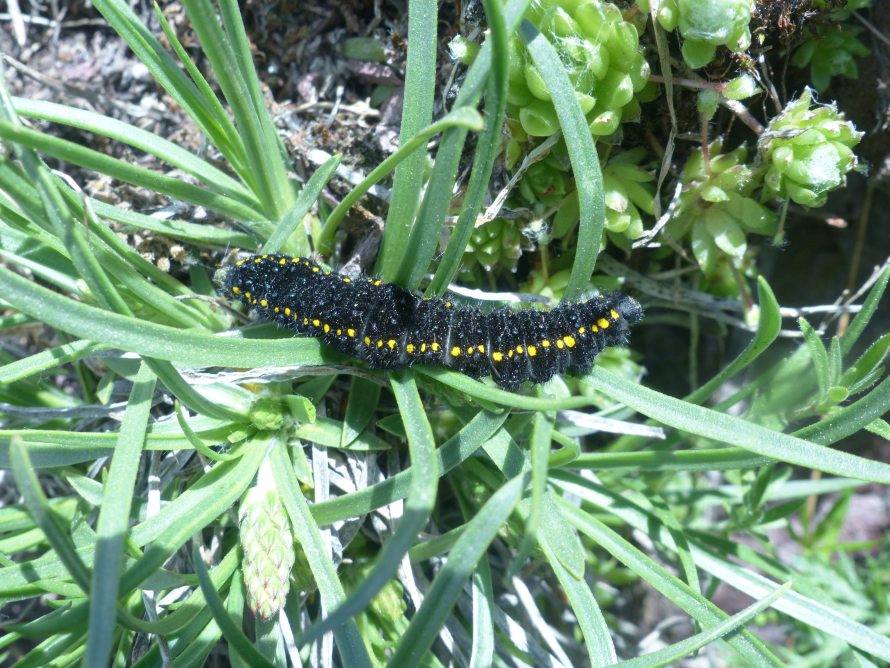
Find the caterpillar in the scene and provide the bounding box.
[225,254,643,389]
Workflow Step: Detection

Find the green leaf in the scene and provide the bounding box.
[86,363,157,668]
[299,373,437,646]
[585,366,890,484]
[262,153,341,255]
[520,20,604,300]
[318,107,482,256]
[269,442,371,667]
[841,333,890,389]
[377,0,438,280]
[191,544,275,668]
[799,318,830,400]
[686,276,782,404]
[840,263,890,356]
[340,377,382,448]
[615,582,791,667]
[389,474,525,665]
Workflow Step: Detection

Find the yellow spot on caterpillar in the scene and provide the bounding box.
[232,286,241,294]
[343,278,351,283]
[336,328,342,335]
[347,328,356,338]
[445,301,453,308]
[598,318,610,329]
[466,346,474,355]
[592,324,599,333]
[492,351,504,362]
[304,261,310,266]
[251,299,257,304]
[421,343,428,353]
[312,266,320,273]
[284,307,291,316]
[611,309,620,320]
[451,346,461,357]
[292,257,300,263]
[254,258,262,263]
[564,336,576,348]
[516,345,524,355]
[279,258,286,265]
[406,343,416,354]
[325,271,331,275]
[528,345,537,357]
[377,340,384,348]
[236,259,245,266]
[324,324,331,333]
[303,317,309,325]
[478,344,485,353]
[374,279,382,286]
[262,255,268,259]
[274,307,280,313]
[431,342,441,352]
[312,319,320,327]
[245,292,251,300]
[556,340,565,349]
[542,340,550,347]
[387,339,396,350]
[508,350,515,358]
[364,336,371,345]
[578,327,586,334]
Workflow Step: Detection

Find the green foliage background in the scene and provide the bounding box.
[0,0,889,666]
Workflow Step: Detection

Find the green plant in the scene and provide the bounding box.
[1,0,889,666]
[638,0,755,68]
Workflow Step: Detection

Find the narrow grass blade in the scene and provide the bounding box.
[389,474,526,666]
[425,0,510,295]
[0,264,325,368]
[615,583,792,667]
[378,0,438,280]
[262,153,341,255]
[9,439,91,590]
[318,108,482,255]
[585,366,890,484]
[190,545,275,668]
[521,20,604,300]
[269,440,372,667]
[299,373,438,645]
[685,276,782,404]
[86,363,157,667]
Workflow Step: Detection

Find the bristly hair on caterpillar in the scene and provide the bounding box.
[225,254,643,389]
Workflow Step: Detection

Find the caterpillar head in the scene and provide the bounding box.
[616,295,644,325]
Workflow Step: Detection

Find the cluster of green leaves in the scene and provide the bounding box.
[460,0,871,296]
[0,0,889,667]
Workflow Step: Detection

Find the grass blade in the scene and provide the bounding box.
[85,363,157,667]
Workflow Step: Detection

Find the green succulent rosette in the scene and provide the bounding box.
[508,0,650,138]
[758,88,863,208]
[667,141,776,276]
[460,217,527,284]
[638,0,754,68]
[791,25,869,93]
[552,148,655,250]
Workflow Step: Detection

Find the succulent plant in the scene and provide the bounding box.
[460,217,527,284]
[791,26,869,93]
[758,87,863,208]
[507,0,650,138]
[667,140,776,276]
[638,0,755,68]
[547,148,654,252]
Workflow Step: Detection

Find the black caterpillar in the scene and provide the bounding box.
[225,254,643,389]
